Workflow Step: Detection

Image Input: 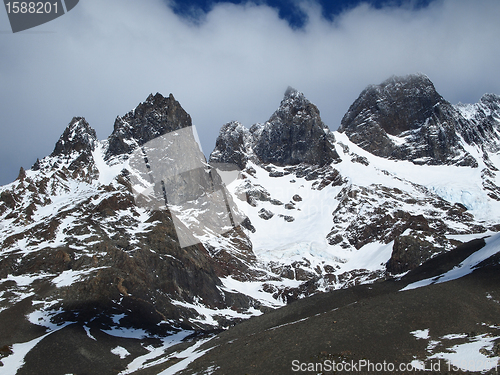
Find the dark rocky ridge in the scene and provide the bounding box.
[32,117,99,181]
[179,239,500,375]
[51,117,97,157]
[210,87,341,168]
[210,121,251,170]
[456,92,500,153]
[0,92,260,342]
[105,92,192,159]
[339,73,478,166]
[251,87,340,166]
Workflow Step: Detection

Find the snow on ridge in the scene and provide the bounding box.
[386,133,407,146]
[401,232,500,291]
[455,102,478,121]
[429,333,500,372]
[169,298,263,327]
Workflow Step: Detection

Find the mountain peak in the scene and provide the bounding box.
[284,86,300,99]
[338,73,478,167]
[479,92,500,110]
[253,88,339,166]
[211,88,340,168]
[348,73,445,136]
[379,72,433,88]
[209,121,251,170]
[145,92,176,106]
[275,86,309,116]
[51,117,97,157]
[105,92,192,159]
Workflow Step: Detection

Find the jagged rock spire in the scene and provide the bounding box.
[105,92,192,159]
[16,166,26,181]
[51,117,97,157]
[284,86,299,98]
[211,87,340,168]
[250,86,340,166]
[209,121,251,170]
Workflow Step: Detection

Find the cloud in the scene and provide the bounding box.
[1,0,499,185]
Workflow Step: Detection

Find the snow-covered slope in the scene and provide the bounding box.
[209,76,500,300]
[218,129,500,296]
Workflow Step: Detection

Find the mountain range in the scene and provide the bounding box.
[1,73,499,374]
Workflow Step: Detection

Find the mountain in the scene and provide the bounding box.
[210,86,341,169]
[178,235,500,375]
[105,93,192,159]
[1,74,500,374]
[0,93,261,374]
[339,73,477,166]
[210,76,500,291]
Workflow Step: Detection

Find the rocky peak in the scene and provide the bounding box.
[341,73,446,137]
[480,93,500,110]
[105,92,192,159]
[51,117,97,157]
[209,121,252,170]
[250,87,340,166]
[339,74,477,167]
[28,117,99,179]
[16,166,26,181]
[210,87,341,169]
[266,86,323,128]
[282,85,308,105]
[455,93,500,152]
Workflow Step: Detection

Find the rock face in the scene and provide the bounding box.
[455,93,500,152]
[33,117,99,181]
[106,93,192,159]
[210,87,340,168]
[386,235,438,274]
[251,87,340,166]
[51,117,97,157]
[210,121,252,170]
[209,79,500,295]
[339,73,477,166]
[0,93,259,342]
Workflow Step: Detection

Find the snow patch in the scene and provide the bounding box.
[157,337,215,375]
[411,329,430,340]
[118,331,196,375]
[111,346,130,359]
[92,142,127,185]
[51,266,110,288]
[429,334,500,372]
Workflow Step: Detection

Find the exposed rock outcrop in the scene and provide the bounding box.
[339,73,478,167]
[106,93,192,159]
[210,87,341,168]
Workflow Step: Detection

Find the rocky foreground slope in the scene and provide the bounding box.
[0,73,500,374]
[180,236,500,375]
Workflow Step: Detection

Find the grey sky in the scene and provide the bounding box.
[1,0,499,185]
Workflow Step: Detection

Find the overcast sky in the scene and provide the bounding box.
[1,0,499,185]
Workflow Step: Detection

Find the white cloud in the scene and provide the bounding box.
[0,0,499,184]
